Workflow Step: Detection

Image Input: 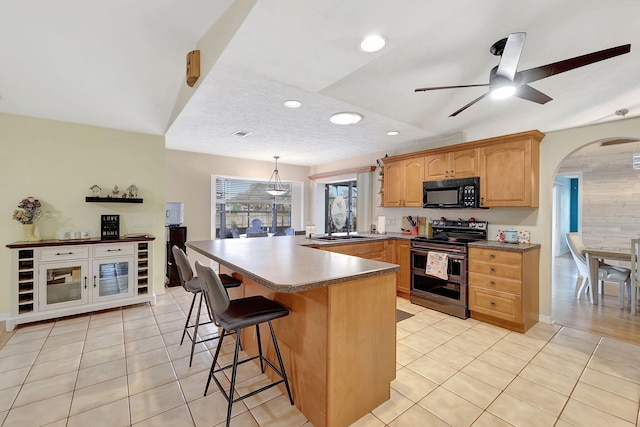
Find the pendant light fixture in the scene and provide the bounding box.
[266,156,287,196]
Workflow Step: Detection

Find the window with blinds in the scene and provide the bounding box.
[215,177,292,237]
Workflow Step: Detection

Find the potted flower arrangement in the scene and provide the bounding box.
[12,196,43,241]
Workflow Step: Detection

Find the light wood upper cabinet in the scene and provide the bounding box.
[479,136,541,207]
[382,130,543,208]
[383,158,424,207]
[424,148,478,181]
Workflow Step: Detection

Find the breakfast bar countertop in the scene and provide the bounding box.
[186,236,399,293]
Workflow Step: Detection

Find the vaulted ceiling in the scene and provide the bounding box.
[2,1,639,166]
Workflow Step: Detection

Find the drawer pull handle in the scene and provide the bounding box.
[55,252,74,256]
[489,281,496,286]
[107,249,122,252]
[93,275,97,288]
[489,254,496,259]
[490,267,496,273]
[84,277,87,289]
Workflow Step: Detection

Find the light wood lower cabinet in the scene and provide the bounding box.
[468,246,540,333]
[391,240,411,298]
[319,240,388,261]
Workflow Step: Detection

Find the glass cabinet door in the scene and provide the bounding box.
[39,261,89,310]
[92,257,134,301]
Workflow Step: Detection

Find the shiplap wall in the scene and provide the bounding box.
[557,141,640,248]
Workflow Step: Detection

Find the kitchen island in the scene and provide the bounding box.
[187,237,399,427]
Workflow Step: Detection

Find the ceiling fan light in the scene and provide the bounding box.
[330,112,363,125]
[491,85,516,100]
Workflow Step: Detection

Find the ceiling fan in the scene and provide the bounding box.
[415,32,631,117]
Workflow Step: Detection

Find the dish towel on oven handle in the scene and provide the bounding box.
[426,251,448,280]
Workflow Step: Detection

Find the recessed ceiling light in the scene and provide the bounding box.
[386,131,400,136]
[283,100,302,108]
[359,34,387,53]
[329,112,363,126]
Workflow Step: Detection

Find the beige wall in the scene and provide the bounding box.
[0,113,166,315]
[164,149,311,265]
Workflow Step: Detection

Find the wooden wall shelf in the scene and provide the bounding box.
[85,197,143,203]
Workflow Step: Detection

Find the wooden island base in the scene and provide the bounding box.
[238,272,397,427]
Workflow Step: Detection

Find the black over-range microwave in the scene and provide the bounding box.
[422,177,481,209]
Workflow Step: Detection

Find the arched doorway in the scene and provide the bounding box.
[549,136,640,342]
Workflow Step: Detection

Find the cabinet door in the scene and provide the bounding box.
[424,153,449,181]
[404,158,425,207]
[449,148,478,179]
[39,261,89,311]
[92,256,135,301]
[395,240,411,298]
[479,139,536,207]
[383,161,403,207]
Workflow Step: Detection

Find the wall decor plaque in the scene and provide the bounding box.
[101,214,120,240]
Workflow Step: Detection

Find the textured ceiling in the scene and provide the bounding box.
[2,1,639,167]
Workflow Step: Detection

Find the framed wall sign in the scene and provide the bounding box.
[101,214,120,240]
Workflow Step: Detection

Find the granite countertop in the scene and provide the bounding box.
[187,236,399,293]
[467,240,541,252]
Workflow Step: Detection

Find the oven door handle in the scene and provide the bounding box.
[411,249,466,260]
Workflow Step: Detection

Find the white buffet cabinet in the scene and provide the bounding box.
[6,237,155,331]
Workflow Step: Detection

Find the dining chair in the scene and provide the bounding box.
[631,238,640,315]
[251,218,263,231]
[284,227,295,236]
[245,226,262,234]
[273,231,287,236]
[565,233,631,306]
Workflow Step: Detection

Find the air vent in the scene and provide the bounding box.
[633,153,640,170]
[231,130,252,138]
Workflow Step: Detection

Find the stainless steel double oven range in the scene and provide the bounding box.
[410,220,488,319]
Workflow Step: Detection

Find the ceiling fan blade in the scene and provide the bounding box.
[449,92,490,117]
[415,83,490,92]
[515,84,552,104]
[495,32,526,81]
[518,44,631,85]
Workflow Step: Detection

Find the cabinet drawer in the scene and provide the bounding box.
[93,244,135,258]
[469,286,522,323]
[40,246,89,262]
[468,259,522,280]
[468,272,522,295]
[469,248,521,264]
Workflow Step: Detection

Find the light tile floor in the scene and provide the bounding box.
[1,288,639,426]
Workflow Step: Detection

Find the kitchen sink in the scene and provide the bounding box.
[312,235,370,241]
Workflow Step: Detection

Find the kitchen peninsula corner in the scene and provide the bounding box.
[187,237,399,427]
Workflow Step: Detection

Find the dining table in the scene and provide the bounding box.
[584,246,632,307]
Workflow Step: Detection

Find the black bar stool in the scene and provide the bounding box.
[172,246,242,366]
[195,261,294,427]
